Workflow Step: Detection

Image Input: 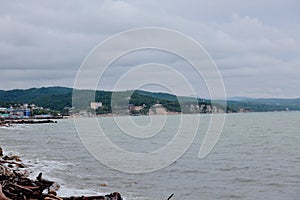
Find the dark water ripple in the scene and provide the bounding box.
[1,112,300,199]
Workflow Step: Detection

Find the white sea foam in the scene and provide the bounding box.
[0,126,13,130]
[0,124,32,131]
[23,158,126,198]
[22,159,67,187]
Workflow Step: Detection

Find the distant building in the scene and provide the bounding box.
[0,107,7,112]
[24,109,31,117]
[128,104,135,110]
[90,102,103,109]
[34,114,52,119]
[9,108,30,119]
[128,104,145,111]
[149,104,168,115]
[134,105,144,111]
[0,113,10,118]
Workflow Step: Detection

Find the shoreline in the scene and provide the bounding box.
[67,109,299,119]
[0,147,123,200]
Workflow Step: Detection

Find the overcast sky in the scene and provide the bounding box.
[0,0,299,98]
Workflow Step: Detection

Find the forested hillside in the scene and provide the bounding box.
[0,87,299,113]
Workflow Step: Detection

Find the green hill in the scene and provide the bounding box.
[0,87,73,111]
[0,86,299,113]
[227,98,300,112]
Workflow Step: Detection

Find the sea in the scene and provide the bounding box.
[1,112,300,199]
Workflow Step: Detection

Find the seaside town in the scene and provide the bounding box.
[1,87,297,126]
[0,101,224,119]
[0,104,60,119]
[0,103,62,127]
[0,99,227,127]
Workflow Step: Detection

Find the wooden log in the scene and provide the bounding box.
[44,194,63,200]
[61,192,122,200]
[9,183,34,193]
[61,196,106,200]
[0,147,3,157]
[0,185,10,200]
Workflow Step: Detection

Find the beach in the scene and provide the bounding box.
[0,146,123,200]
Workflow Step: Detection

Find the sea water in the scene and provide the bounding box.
[1,112,300,199]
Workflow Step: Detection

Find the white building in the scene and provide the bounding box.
[90,102,103,109]
[149,104,168,115]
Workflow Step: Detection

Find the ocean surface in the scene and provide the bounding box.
[1,112,300,199]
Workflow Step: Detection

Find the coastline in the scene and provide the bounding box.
[0,147,123,200]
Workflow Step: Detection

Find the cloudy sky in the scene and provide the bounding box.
[0,0,299,98]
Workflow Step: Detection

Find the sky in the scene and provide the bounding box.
[0,0,299,98]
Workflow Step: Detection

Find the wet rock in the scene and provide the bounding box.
[2,155,21,162]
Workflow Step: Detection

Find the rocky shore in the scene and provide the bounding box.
[0,147,122,200]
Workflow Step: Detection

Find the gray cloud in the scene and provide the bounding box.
[0,0,299,98]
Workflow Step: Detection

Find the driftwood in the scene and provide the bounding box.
[0,148,123,200]
[167,193,174,200]
[0,185,10,200]
[61,192,122,200]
